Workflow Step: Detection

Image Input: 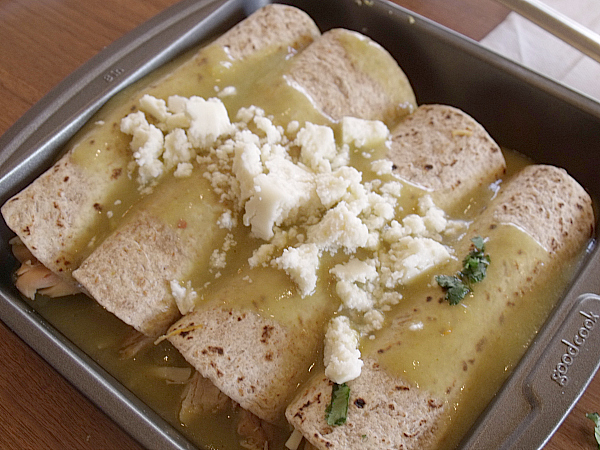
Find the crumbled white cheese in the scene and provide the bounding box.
[217,210,236,230]
[324,316,363,384]
[380,236,451,287]
[307,203,369,253]
[232,138,263,204]
[409,321,424,331]
[418,195,447,236]
[364,309,385,332]
[286,120,300,135]
[380,180,403,197]
[209,233,236,271]
[210,248,227,270]
[139,94,169,122]
[163,128,193,170]
[254,115,283,145]
[272,243,320,297]
[119,96,464,387]
[371,158,394,176]
[335,280,374,312]
[315,166,362,209]
[170,280,197,315]
[121,111,165,185]
[185,97,233,148]
[167,95,188,114]
[342,116,389,148]
[243,158,315,240]
[296,122,340,173]
[174,162,193,178]
[330,258,378,311]
[217,86,237,98]
[163,96,191,131]
[236,105,263,124]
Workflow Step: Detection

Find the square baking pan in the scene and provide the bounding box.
[1,0,599,449]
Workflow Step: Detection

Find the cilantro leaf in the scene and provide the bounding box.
[436,236,490,305]
[461,251,490,284]
[435,275,470,305]
[325,383,350,426]
[587,412,600,448]
[471,235,485,251]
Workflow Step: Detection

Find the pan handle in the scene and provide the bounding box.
[494,0,600,65]
[461,293,600,449]
[460,242,600,449]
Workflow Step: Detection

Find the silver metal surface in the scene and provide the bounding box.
[495,0,600,64]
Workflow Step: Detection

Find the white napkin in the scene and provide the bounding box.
[480,0,600,102]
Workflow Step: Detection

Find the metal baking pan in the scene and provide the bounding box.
[1,0,599,448]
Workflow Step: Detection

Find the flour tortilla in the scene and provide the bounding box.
[165,29,424,423]
[2,5,322,338]
[166,106,509,423]
[72,19,419,339]
[285,164,594,450]
[1,3,321,290]
[388,104,506,210]
[287,28,417,127]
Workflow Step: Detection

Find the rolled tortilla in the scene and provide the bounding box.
[72,26,419,338]
[285,28,416,127]
[388,104,506,211]
[1,3,321,288]
[3,5,324,336]
[167,106,507,423]
[285,164,594,450]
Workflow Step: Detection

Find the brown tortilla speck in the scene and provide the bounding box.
[261,325,275,343]
[207,346,224,355]
[476,337,486,352]
[428,399,443,408]
[299,400,312,411]
[111,168,122,180]
[354,398,366,408]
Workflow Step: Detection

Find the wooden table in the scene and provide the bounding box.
[0,0,598,448]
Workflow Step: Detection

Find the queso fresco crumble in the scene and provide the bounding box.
[120,93,466,385]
